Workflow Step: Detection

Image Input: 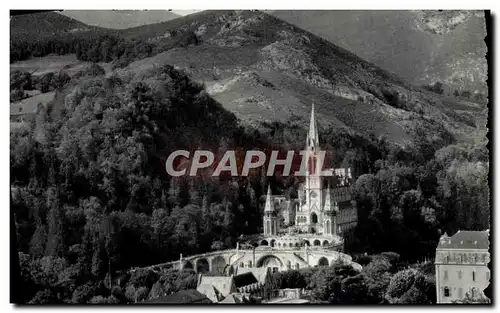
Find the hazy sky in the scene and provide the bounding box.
[171,10,201,16]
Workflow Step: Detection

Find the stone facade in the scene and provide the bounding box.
[435,230,490,303]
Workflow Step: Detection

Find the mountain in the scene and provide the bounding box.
[268,10,487,95]
[113,10,482,147]
[59,10,181,29]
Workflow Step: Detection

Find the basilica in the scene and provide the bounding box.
[261,103,358,248]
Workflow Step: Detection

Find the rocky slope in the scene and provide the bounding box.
[269,10,488,95]
[114,10,482,147]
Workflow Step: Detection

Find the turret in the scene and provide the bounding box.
[263,185,278,235]
[322,184,336,235]
[323,184,332,211]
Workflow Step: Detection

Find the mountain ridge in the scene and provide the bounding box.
[10,10,484,148]
[112,10,481,147]
[268,10,487,95]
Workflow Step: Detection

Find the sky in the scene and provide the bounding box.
[170,10,201,16]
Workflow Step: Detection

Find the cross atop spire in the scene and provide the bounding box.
[306,102,319,149]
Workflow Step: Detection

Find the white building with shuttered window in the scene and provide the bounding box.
[435,230,490,303]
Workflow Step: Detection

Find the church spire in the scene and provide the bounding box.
[264,185,274,212]
[306,102,319,149]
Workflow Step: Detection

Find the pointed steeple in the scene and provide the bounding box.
[306,102,320,149]
[264,185,274,212]
[323,183,332,211]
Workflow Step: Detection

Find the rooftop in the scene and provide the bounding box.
[197,275,235,301]
[235,267,270,285]
[437,230,489,250]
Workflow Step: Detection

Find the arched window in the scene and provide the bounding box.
[326,220,331,234]
[248,261,253,268]
[289,243,293,247]
[287,261,291,269]
[444,287,450,297]
[311,213,318,224]
[471,287,476,298]
[295,263,300,270]
[240,262,245,268]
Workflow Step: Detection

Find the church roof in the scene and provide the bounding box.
[437,230,489,250]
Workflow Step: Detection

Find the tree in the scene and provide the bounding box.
[29,289,60,304]
[45,188,65,257]
[386,268,435,304]
[210,240,225,251]
[361,255,393,303]
[30,223,47,258]
[338,274,369,304]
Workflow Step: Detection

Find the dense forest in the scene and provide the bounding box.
[10,28,200,68]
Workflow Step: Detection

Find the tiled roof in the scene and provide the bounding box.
[233,272,258,288]
[196,284,222,303]
[437,230,490,250]
[141,289,211,304]
[197,276,235,297]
